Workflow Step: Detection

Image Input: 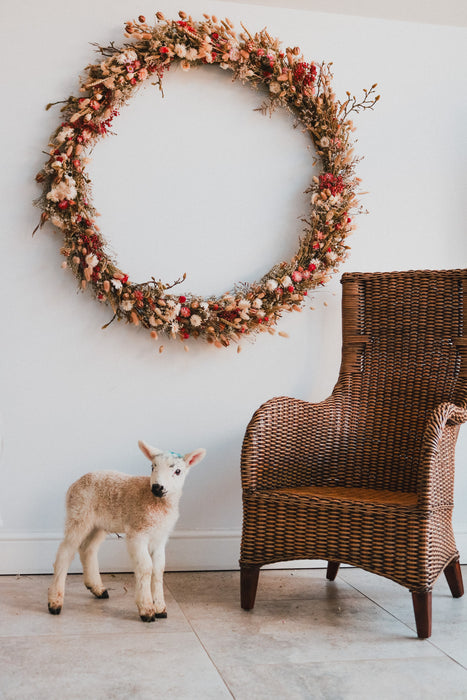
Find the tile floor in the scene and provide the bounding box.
[1,566,466,699]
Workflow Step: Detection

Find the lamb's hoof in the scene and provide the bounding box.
[86,586,109,599]
[155,611,167,618]
[48,603,62,615]
[140,613,156,623]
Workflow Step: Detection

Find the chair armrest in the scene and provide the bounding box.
[417,402,467,509]
[240,394,342,492]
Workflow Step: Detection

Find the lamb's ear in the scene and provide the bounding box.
[138,440,163,462]
[184,448,206,467]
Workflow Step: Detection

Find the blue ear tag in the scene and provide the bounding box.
[168,450,183,459]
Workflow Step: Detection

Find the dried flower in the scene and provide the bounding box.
[85,253,99,268]
[190,314,202,327]
[117,49,138,64]
[175,43,187,58]
[46,177,77,203]
[55,126,74,144]
[264,279,277,292]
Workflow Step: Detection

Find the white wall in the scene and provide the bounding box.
[1,0,466,573]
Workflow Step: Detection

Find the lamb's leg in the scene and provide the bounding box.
[127,536,156,622]
[151,543,167,618]
[79,528,109,599]
[48,523,89,614]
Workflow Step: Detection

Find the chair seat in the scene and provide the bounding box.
[271,485,418,507]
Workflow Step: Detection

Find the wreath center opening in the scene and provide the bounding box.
[88,64,314,297]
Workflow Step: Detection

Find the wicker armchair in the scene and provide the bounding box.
[240,269,467,639]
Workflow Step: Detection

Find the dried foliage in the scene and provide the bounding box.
[34,11,379,348]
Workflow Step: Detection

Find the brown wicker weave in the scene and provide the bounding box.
[240,269,467,639]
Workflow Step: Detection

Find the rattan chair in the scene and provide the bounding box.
[240,269,467,639]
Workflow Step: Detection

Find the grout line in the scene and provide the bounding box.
[164,579,236,699]
[339,573,467,670]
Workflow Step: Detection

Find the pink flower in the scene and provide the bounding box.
[180,306,191,318]
[292,271,303,283]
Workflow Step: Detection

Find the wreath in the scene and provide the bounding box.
[34,11,378,349]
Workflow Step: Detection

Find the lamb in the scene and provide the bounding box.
[48,440,206,621]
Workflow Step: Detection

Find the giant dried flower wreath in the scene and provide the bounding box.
[34,11,378,349]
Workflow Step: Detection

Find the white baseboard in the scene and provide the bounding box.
[1,527,466,575]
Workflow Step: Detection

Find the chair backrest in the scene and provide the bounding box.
[332,269,467,493]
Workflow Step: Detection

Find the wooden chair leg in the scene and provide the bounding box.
[241,565,260,610]
[411,591,432,639]
[326,561,340,581]
[444,559,464,598]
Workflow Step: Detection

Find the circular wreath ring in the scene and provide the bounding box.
[34,11,378,349]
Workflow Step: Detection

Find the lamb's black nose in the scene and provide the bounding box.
[151,483,165,498]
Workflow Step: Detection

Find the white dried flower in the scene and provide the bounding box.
[175,43,187,58]
[85,253,99,268]
[237,299,250,310]
[190,314,202,327]
[117,49,138,64]
[229,47,240,61]
[200,302,209,311]
[180,60,190,72]
[320,136,330,148]
[266,279,278,292]
[46,177,77,203]
[167,303,181,321]
[111,279,122,290]
[269,81,281,94]
[120,300,134,311]
[185,48,198,61]
[55,126,74,144]
[281,275,292,288]
[253,298,263,309]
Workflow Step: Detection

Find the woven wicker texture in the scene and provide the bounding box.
[240,269,467,593]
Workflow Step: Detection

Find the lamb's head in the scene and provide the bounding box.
[138,440,206,498]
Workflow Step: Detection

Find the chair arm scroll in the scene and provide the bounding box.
[240,394,341,492]
[417,402,467,508]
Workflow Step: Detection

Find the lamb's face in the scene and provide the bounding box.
[150,452,190,498]
[138,440,206,498]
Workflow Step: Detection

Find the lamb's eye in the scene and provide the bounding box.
[174,468,181,476]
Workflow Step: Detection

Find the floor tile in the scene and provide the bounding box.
[340,566,467,666]
[0,573,189,637]
[0,632,231,700]
[176,591,443,666]
[219,656,467,700]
